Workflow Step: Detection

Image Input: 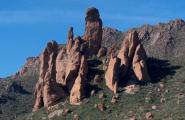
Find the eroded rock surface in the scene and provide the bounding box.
[33,41,67,112]
[105,54,120,93]
[70,56,88,105]
[83,7,102,55]
[132,44,151,81]
[117,30,139,79]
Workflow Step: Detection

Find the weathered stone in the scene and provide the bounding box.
[98,92,105,99]
[152,105,157,110]
[65,37,82,91]
[145,112,153,120]
[73,114,80,120]
[48,109,64,119]
[70,56,88,105]
[33,41,66,112]
[94,103,106,111]
[111,96,118,104]
[105,54,120,93]
[66,27,74,53]
[83,7,102,55]
[132,44,150,81]
[91,89,96,96]
[56,47,67,85]
[118,30,139,79]
[124,85,140,95]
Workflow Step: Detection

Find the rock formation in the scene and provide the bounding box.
[33,7,151,111]
[83,7,102,55]
[132,44,150,81]
[117,30,139,79]
[66,27,74,53]
[33,41,67,112]
[105,54,120,93]
[56,47,67,85]
[105,30,150,93]
[65,37,82,91]
[70,56,88,105]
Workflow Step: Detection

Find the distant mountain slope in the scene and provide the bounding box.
[102,19,185,60]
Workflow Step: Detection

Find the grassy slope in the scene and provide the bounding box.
[0,73,38,120]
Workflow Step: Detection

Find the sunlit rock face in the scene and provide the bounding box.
[70,56,88,105]
[33,41,67,112]
[83,7,103,55]
[105,54,120,94]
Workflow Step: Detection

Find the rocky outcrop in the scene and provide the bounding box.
[117,30,139,79]
[56,47,67,85]
[83,7,102,55]
[105,30,150,93]
[105,54,120,93]
[70,56,88,105]
[66,27,74,53]
[33,41,67,112]
[65,37,82,91]
[33,7,151,111]
[132,44,150,81]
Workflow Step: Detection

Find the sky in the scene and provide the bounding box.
[0,0,185,77]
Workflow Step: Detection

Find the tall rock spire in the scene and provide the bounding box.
[33,41,67,112]
[66,27,74,53]
[83,7,103,55]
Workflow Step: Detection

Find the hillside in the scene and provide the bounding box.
[0,8,185,120]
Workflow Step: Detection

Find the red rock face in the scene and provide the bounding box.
[132,44,150,81]
[65,38,82,91]
[105,30,150,93]
[105,54,120,94]
[66,27,74,53]
[33,41,67,112]
[83,7,102,55]
[118,30,139,79]
[70,56,88,105]
[56,47,67,85]
[33,7,151,111]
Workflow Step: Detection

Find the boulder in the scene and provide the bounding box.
[132,44,150,81]
[70,56,88,105]
[105,54,120,93]
[83,7,102,55]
